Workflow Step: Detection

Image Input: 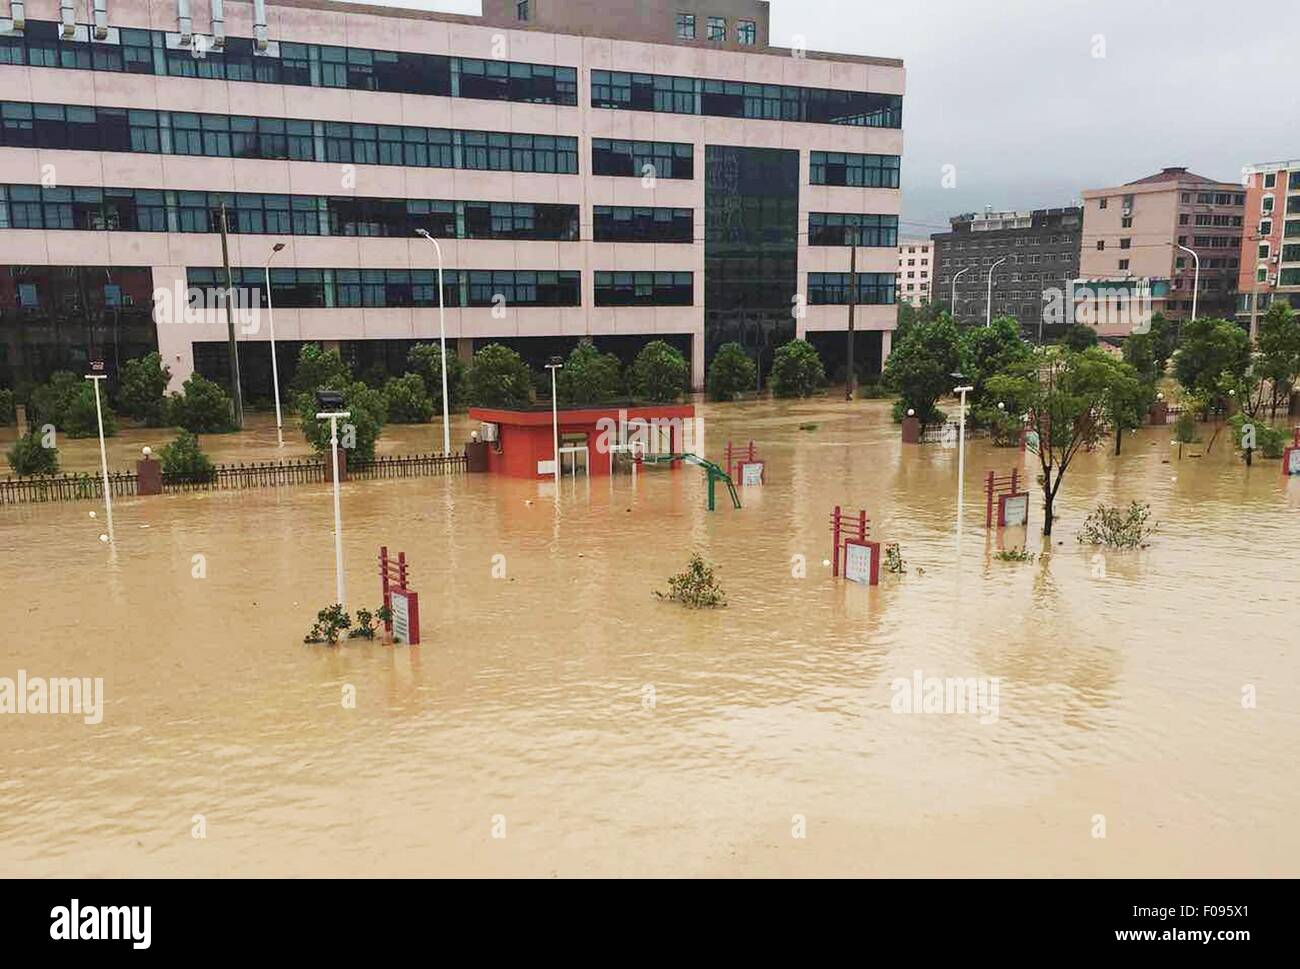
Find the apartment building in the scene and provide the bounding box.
[1078,167,1243,336]
[1236,160,1300,337]
[896,238,931,305]
[930,207,1081,332]
[0,0,905,396]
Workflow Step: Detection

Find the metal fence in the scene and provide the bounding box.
[0,471,138,505]
[2,451,467,505]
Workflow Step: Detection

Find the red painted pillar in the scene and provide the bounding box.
[985,471,994,528]
[831,505,841,578]
[379,546,392,634]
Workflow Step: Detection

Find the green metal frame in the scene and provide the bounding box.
[638,453,742,510]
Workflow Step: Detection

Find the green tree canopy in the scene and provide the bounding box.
[382,372,435,423]
[1058,323,1099,352]
[297,380,388,463]
[406,342,465,411]
[463,343,535,409]
[629,340,690,403]
[167,374,236,433]
[1255,302,1300,419]
[116,352,171,425]
[556,339,624,405]
[882,316,962,422]
[1173,317,1251,407]
[290,343,352,398]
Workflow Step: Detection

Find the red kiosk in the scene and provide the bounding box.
[469,404,696,479]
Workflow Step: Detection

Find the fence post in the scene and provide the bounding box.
[379,546,392,634]
[831,505,841,578]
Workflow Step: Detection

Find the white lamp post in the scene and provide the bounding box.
[1176,243,1200,322]
[264,242,287,447]
[986,256,1008,326]
[953,377,974,552]
[545,356,563,487]
[415,228,451,454]
[85,369,113,542]
[951,266,970,319]
[316,406,351,609]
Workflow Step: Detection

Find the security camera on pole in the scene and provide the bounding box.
[315,390,350,609]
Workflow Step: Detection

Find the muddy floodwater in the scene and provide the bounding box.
[2,399,1299,877]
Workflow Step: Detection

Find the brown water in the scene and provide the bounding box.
[3,400,1299,877]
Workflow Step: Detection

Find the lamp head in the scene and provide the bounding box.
[272,242,285,253]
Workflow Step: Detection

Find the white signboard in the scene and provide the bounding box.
[1002,494,1029,527]
[390,591,411,644]
[1289,448,1300,476]
[741,461,764,486]
[537,459,556,476]
[844,542,874,585]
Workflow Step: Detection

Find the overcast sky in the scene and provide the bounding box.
[352,0,1298,238]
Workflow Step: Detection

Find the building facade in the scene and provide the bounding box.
[1236,160,1300,336]
[896,238,930,305]
[930,207,1081,333]
[0,0,904,397]
[1079,167,1243,336]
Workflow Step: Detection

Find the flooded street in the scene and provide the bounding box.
[3,399,1299,877]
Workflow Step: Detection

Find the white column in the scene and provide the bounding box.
[880,329,893,365]
[691,330,706,391]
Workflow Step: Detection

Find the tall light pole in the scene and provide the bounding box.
[1176,243,1200,323]
[264,242,287,447]
[415,228,451,454]
[951,266,970,320]
[86,369,114,543]
[316,403,351,609]
[985,256,1008,326]
[953,374,973,554]
[545,356,563,487]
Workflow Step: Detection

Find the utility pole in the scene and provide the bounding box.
[845,243,856,400]
[220,202,245,429]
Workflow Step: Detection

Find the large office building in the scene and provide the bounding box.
[1236,159,1300,336]
[931,206,1082,332]
[1078,167,1243,336]
[0,0,905,396]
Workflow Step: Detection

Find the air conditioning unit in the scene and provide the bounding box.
[1271,255,1280,264]
[1268,275,1278,286]
[479,421,499,443]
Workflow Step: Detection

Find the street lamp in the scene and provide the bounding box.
[1176,243,1200,323]
[85,367,114,543]
[264,242,287,447]
[951,266,970,320]
[315,390,350,609]
[414,228,451,454]
[545,356,563,487]
[985,256,1008,327]
[952,372,974,553]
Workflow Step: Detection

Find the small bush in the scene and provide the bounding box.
[1173,410,1200,444]
[1076,501,1156,550]
[654,552,727,608]
[706,342,757,401]
[1228,414,1289,460]
[6,432,59,476]
[348,607,379,640]
[159,431,214,481]
[168,374,236,433]
[291,343,352,397]
[383,372,435,423]
[304,604,351,645]
[994,547,1035,562]
[769,339,826,398]
[884,543,906,574]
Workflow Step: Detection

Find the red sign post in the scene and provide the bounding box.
[378,546,421,645]
[1282,427,1300,477]
[985,469,1029,529]
[829,505,880,585]
[725,439,765,485]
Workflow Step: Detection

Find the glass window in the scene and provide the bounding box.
[737,20,756,45]
[676,14,695,40]
[707,17,726,41]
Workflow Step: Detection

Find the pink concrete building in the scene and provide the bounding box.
[1236,159,1300,339]
[1078,167,1244,336]
[0,0,905,396]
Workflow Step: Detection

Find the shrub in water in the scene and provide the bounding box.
[116,351,171,425]
[6,432,59,476]
[407,343,465,411]
[158,430,214,481]
[304,604,351,645]
[168,374,236,433]
[1076,501,1156,550]
[297,380,388,463]
[994,547,1035,562]
[654,552,727,608]
[884,543,907,574]
[706,342,757,401]
[769,339,827,399]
